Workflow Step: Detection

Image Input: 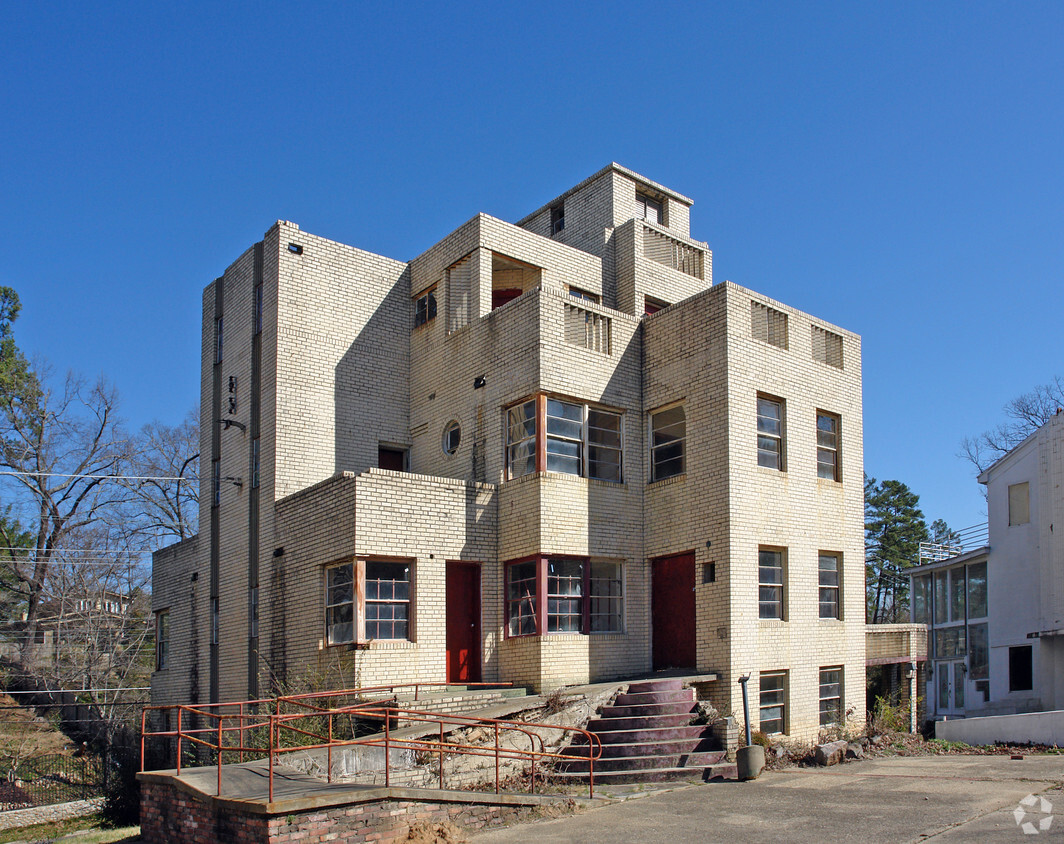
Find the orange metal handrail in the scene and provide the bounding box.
[141,692,601,801]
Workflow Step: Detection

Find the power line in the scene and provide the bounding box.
[0,471,189,482]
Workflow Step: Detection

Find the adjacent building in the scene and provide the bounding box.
[912,410,1064,720]
[151,164,865,742]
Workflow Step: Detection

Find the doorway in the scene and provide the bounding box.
[652,551,696,670]
[935,660,966,716]
[446,562,481,683]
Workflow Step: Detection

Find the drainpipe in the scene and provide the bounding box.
[737,674,753,746]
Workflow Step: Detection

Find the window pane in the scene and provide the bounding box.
[967,562,987,618]
[590,561,623,633]
[950,568,966,622]
[969,623,989,679]
[651,406,686,481]
[912,575,930,624]
[933,571,948,624]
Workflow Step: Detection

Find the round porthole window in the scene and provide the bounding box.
[442,420,461,455]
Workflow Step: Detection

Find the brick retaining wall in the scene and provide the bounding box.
[139,775,568,844]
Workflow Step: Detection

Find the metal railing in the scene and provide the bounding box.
[141,683,601,801]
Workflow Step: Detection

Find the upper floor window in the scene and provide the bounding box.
[414,287,437,328]
[757,395,784,470]
[819,553,840,619]
[568,286,599,304]
[816,412,840,480]
[650,405,685,481]
[155,610,169,671]
[1008,482,1030,525]
[254,282,263,335]
[506,557,625,637]
[759,548,785,620]
[506,396,623,482]
[550,203,565,235]
[636,191,663,225]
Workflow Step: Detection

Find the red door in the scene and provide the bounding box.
[652,552,696,670]
[446,563,481,683]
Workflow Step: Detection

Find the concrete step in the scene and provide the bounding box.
[576,724,715,745]
[566,736,721,759]
[556,749,726,773]
[587,712,695,732]
[600,701,698,718]
[613,690,695,707]
[551,762,737,785]
[626,678,684,694]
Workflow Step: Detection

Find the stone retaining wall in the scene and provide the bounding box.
[0,797,105,831]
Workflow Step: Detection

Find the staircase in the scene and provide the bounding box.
[555,678,735,784]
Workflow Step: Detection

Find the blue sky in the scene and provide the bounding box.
[3,1,1061,533]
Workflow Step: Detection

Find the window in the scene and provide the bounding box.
[547,559,583,633]
[967,562,987,619]
[506,397,623,482]
[506,560,538,636]
[325,560,412,643]
[568,286,599,303]
[759,672,786,734]
[442,420,461,455]
[550,203,565,235]
[215,316,224,363]
[507,400,537,479]
[254,282,263,335]
[759,548,784,620]
[326,563,354,645]
[414,287,437,328]
[818,553,840,619]
[636,191,663,225]
[935,627,966,659]
[506,557,623,637]
[644,296,669,316]
[365,562,411,639]
[1009,482,1030,525]
[933,570,948,624]
[448,257,473,333]
[1009,645,1033,692]
[251,438,260,489]
[949,567,966,622]
[212,459,221,507]
[155,611,169,671]
[249,585,259,638]
[912,575,930,624]
[969,623,989,680]
[819,668,842,726]
[816,412,839,480]
[590,561,624,633]
[751,302,788,349]
[378,446,406,471]
[811,326,843,368]
[757,396,784,470]
[650,405,685,481]
[210,597,219,645]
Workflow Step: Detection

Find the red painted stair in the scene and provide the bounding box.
[554,678,735,784]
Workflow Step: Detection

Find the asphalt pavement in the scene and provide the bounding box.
[472,754,1064,843]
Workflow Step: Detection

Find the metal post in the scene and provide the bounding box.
[439,722,445,790]
[176,708,182,775]
[217,717,223,796]
[328,713,333,784]
[384,711,391,788]
[494,723,500,795]
[268,716,274,803]
[140,709,146,772]
[738,674,753,746]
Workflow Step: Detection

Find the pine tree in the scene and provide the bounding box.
[865,475,930,623]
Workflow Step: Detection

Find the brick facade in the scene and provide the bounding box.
[152,163,865,741]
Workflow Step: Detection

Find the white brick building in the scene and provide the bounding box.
[152,164,865,742]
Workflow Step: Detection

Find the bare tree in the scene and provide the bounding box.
[0,367,130,672]
[961,376,1064,473]
[122,408,199,542]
